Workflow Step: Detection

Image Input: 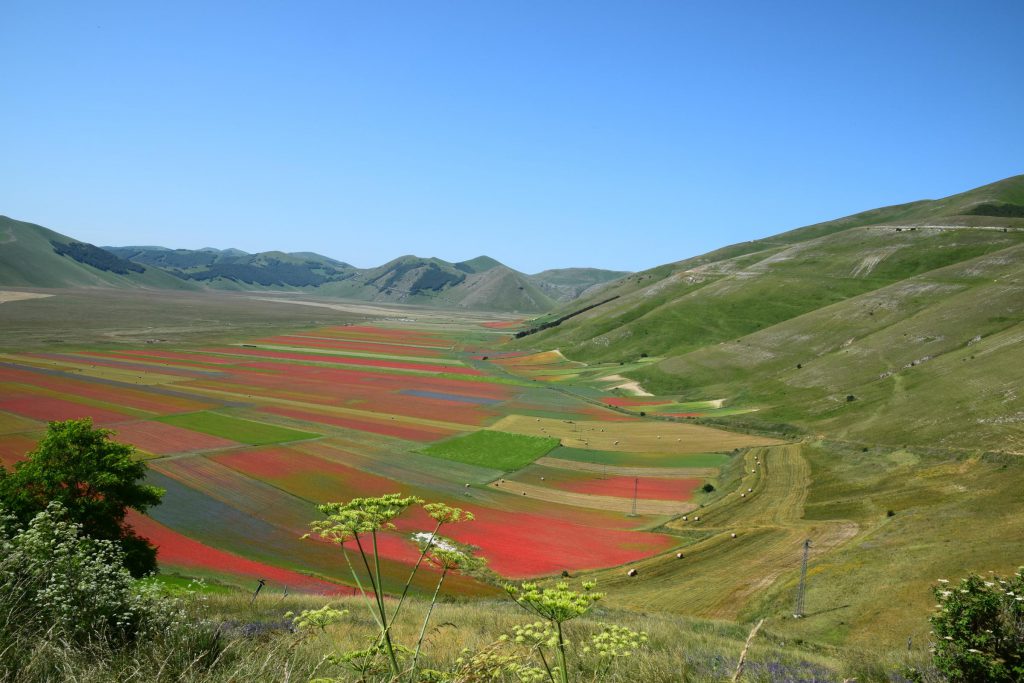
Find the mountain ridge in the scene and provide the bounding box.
[0,215,628,313]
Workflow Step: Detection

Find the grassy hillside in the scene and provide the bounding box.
[511,175,1024,451]
[0,216,197,290]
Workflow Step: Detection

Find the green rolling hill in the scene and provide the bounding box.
[513,174,1024,452]
[0,216,198,290]
[1,218,627,313]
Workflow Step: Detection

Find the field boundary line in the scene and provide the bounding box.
[534,456,718,478]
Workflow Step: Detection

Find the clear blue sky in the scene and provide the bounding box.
[3,1,1022,273]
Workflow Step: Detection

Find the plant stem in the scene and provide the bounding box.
[369,530,400,676]
[340,543,383,630]
[409,567,448,681]
[730,618,765,683]
[556,621,569,683]
[537,646,555,683]
[390,520,442,625]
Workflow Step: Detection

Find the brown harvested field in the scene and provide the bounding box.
[534,456,718,478]
[487,479,697,516]
[488,415,785,453]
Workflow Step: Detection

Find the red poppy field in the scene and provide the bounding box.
[554,475,702,501]
[128,513,349,594]
[0,320,745,595]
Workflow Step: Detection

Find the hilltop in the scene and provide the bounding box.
[0,216,628,313]
[513,174,1024,453]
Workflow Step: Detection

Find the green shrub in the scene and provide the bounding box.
[929,568,1024,682]
[0,503,223,679]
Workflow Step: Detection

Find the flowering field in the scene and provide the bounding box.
[128,512,349,595]
[155,411,319,445]
[110,420,239,455]
[0,321,764,594]
[0,433,40,466]
[261,406,458,442]
[555,475,702,501]
[0,394,134,425]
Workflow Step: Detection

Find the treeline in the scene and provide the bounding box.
[965,201,1024,218]
[51,240,146,274]
[514,295,619,338]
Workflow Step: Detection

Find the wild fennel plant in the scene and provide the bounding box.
[304,494,478,681]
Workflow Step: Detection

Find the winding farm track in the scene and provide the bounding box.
[596,443,859,619]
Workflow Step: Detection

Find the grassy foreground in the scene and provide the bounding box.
[8,585,939,683]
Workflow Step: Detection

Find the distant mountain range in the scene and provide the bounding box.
[0,218,629,313]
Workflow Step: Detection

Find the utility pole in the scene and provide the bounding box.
[628,477,639,517]
[794,539,811,618]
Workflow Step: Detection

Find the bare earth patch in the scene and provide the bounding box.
[600,374,653,396]
[0,291,53,304]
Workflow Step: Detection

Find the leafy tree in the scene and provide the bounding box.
[0,418,163,576]
[930,569,1024,682]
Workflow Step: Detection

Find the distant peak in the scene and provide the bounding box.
[455,255,503,274]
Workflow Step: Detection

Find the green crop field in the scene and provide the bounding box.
[419,429,559,471]
[155,411,320,445]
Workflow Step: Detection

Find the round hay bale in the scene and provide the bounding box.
[627,568,638,577]
[682,515,687,521]
[747,488,753,492]
[731,533,737,538]
[741,493,746,498]
[693,516,700,521]
[465,483,470,488]
[676,552,684,559]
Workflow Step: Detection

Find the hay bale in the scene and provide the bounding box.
[627,568,638,577]
[676,552,684,559]
[731,533,737,538]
